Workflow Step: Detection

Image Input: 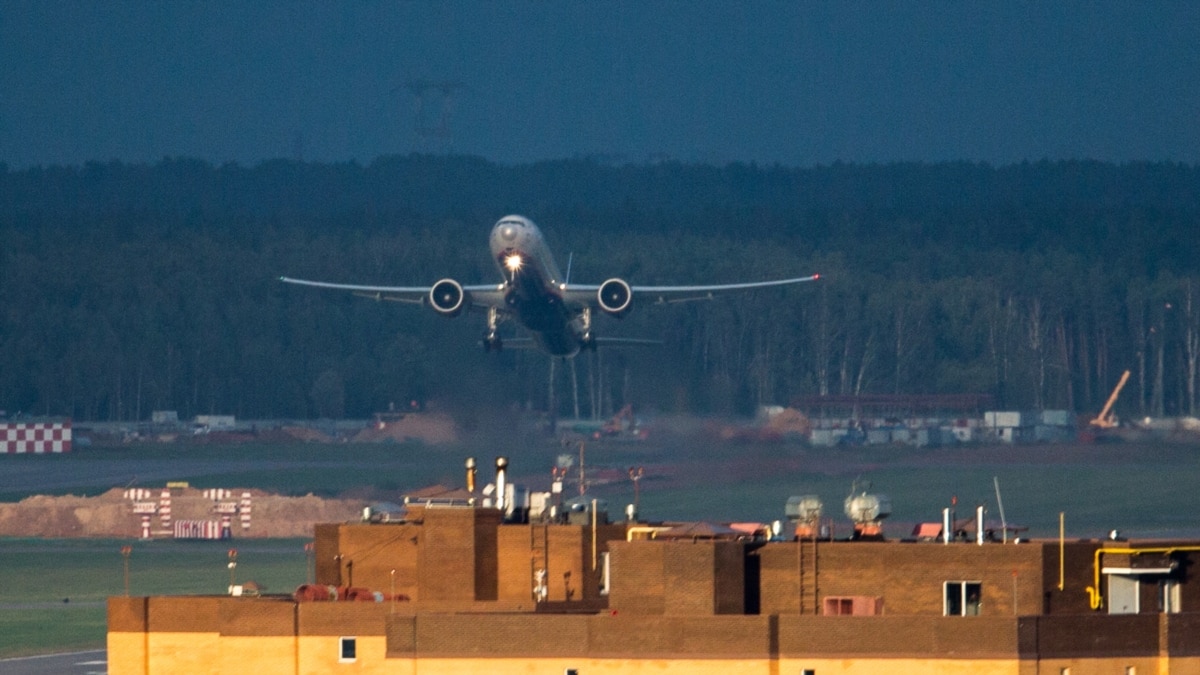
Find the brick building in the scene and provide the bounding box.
[109,483,1200,674]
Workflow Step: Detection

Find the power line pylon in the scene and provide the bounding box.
[403,79,467,154]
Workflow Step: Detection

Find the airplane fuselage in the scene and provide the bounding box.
[489,215,583,356]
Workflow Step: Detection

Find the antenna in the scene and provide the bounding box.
[565,252,574,284]
[993,476,1008,543]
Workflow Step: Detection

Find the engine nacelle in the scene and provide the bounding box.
[429,279,468,317]
[597,278,633,317]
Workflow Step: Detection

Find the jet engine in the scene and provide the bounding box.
[597,278,633,317]
[429,279,468,317]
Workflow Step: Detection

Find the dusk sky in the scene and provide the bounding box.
[2,1,1198,168]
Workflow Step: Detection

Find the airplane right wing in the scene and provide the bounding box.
[629,274,821,304]
[559,274,820,309]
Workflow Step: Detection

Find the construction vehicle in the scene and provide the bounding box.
[599,405,635,436]
[558,404,645,441]
[1090,370,1131,429]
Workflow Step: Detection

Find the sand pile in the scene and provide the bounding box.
[350,413,458,444]
[0,487,365,538]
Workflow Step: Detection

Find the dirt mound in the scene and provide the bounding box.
[350,413,458,444]
[281,426,337,443]
[0,487,365,539]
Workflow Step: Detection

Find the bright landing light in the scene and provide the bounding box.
[504,254,523,271]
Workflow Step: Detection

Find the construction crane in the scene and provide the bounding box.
[1090,370,1131,429]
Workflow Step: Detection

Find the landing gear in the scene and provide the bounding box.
[483,333,503,352]
[483,306,503,352]
[578,307,596,350]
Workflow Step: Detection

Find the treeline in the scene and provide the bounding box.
[0,156,1198,422]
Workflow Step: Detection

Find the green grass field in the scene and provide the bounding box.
[0,538,309,658]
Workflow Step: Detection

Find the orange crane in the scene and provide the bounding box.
[1090,370,1131,429]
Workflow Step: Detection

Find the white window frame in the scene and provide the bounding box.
[600,551,610,596]
[339,636,357,663]
[1161,578,1181,614]
[943,581,982,616]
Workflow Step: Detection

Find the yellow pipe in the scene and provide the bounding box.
[1058,513,1064,591]
[1085,545,1200,610]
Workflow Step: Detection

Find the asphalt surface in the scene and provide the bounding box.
[0,649,106,675]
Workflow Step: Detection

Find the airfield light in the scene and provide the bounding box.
[505,254,523,272]
[121,545,133,596]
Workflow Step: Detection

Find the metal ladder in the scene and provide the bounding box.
[531,523,549,602]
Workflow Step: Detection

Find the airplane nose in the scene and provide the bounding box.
[500,225,518,241]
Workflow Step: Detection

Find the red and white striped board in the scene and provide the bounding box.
[239,492,252,530]
[158,489,172,529]
[0,421,72,454]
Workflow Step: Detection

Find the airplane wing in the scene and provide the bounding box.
[278,277,506,309]
[593,337,663,346]
[560,274,820,306]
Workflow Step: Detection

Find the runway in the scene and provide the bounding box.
[0,649,106,675]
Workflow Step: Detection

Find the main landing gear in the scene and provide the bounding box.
[483,306,503,352]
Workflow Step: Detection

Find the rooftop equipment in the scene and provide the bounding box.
[785,495,823,538]
[844,484,891,539]
[495,457,508,512]
[465,457,477,494]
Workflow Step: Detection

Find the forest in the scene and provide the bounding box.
[1,155,1199,422]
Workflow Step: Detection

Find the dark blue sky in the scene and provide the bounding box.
[2,1,1198,168]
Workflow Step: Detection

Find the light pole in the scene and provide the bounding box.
[121,546,132,596]
[227,549,238,593]
[304,542,315,584]
[628,467,644,512]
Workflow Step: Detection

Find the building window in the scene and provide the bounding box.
[944,581,982,616]
[565,670,579,675]
[1125,667,1136,675]
[1159,579,1181,614]
[339,636,357,663]
[802,670,816,675]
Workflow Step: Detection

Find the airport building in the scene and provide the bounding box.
[109,461,1200,674]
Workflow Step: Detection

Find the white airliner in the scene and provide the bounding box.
[280,215,819,357]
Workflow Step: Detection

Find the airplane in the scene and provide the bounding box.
[280,215,819,357]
